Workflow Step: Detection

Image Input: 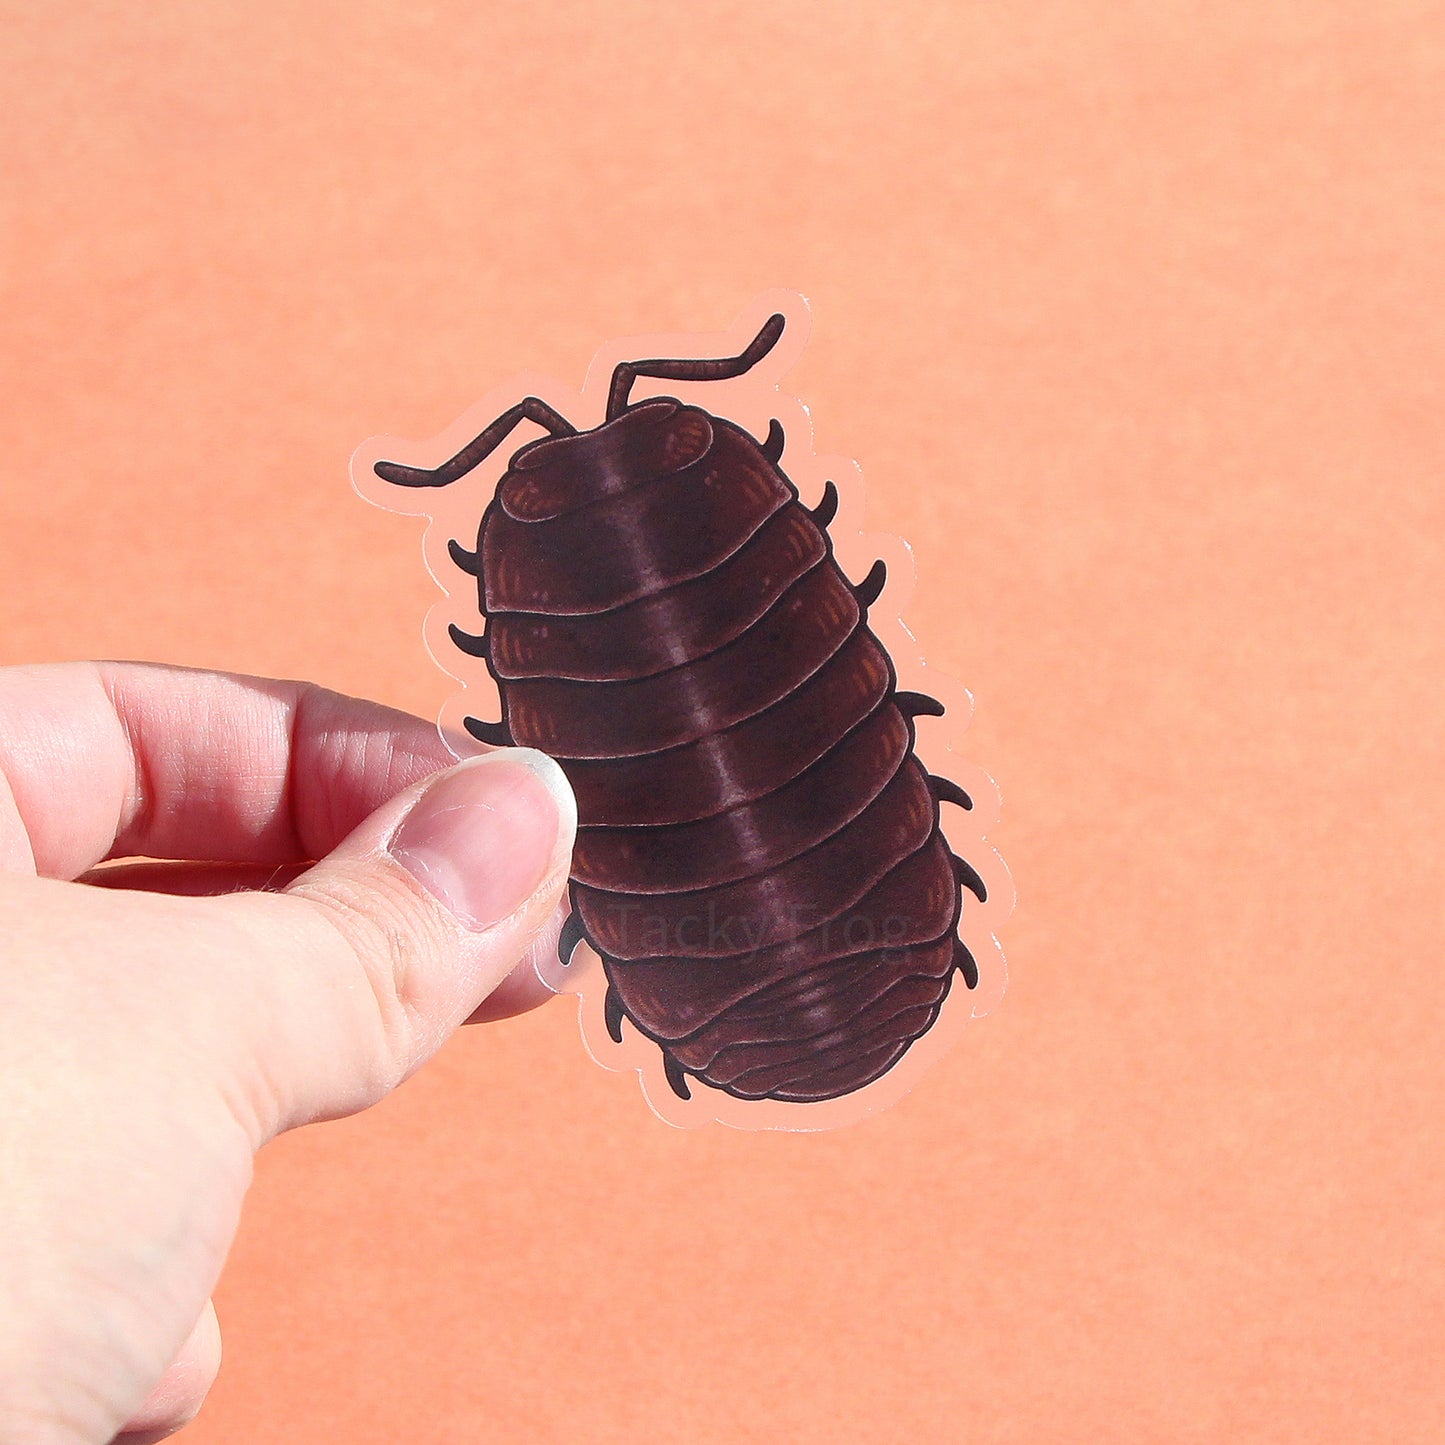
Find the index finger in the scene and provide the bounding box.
[0,662,459,879]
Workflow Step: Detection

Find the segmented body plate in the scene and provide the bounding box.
[468,403,975,1102]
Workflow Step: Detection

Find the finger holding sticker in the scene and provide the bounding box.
[0,663,575,1442]
[354,293,1012,1129]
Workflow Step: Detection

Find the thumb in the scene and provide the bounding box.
[213,746,576,1140]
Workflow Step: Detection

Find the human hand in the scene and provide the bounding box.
[0,663,576,1444]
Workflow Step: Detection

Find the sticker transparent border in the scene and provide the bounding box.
[352,290,1012,1131]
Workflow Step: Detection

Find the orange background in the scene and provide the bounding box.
[3,3,1443,1441]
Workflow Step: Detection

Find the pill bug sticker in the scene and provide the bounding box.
[353,291,1011,1130]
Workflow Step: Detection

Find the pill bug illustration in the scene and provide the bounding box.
[372,313,991,1105]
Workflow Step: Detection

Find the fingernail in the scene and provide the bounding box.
[388,749,575,931]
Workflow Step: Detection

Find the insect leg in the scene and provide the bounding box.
[760,419,785,463]
[953,937,980,989]
[952,853,988,903]
[663,1052,692,1100]
[896,692,946,719]
[447,623,489,659]
[559,909,586,966]
[853,560,887,610]
[374,397,576,489]
[607,313,786,419]
[605,983,625,1043]
[463,717,511,747]
[447,539,483,575]
[809,480,839,527]
[930,775,974,811]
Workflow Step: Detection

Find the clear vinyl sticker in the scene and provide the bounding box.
[352,291,1011,1131]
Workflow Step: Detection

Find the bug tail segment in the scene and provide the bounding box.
[607,312,787,420]
[374,398,576,489]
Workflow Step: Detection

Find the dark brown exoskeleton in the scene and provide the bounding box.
[375,315,987,1103]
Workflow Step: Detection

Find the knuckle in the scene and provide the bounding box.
[290,867,455,1092]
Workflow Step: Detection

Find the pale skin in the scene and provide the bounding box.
[0,662,578,1443]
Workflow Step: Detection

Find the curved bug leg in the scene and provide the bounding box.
[853,559,887,611]
[375,397,576,489]
[760,419,785,463]
[448,538,483,576]
[463,716,511,747]
[896,691,946,719]
[607,313,787,420]
[605,983,626,1043]
[931,775,974,812]
[663,1052,693,1100]
[558,910,586,967]
[953,936,980,989]
[809,480,839,528]
[447,623,489,659]
[952,853,988,904]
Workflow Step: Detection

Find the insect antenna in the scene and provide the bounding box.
[607,312,786,420]
[374,397,576,489]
